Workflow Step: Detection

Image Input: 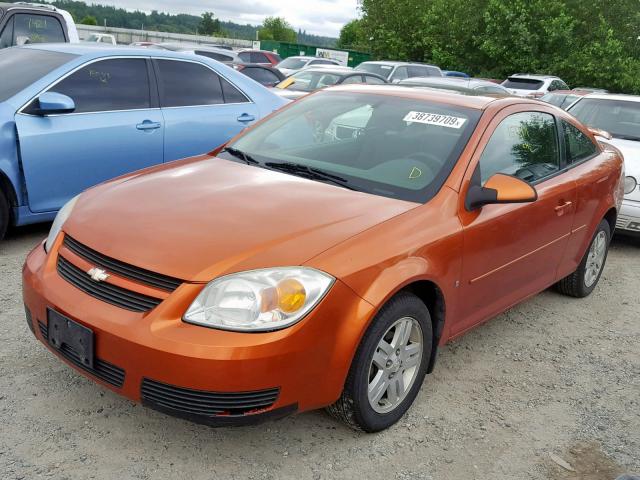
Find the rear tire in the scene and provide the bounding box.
[0,189,9,241]
[556,219,610,298]
[326,292,432,432]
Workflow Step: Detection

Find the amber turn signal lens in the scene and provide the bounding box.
[276,278,306,313]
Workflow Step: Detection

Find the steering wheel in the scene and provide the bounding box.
[403,152,442,180]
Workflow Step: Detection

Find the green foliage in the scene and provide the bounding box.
[79,15,97,26]
[337,19,367,50]
[258,17,297,43]
[359,0,640,94]
[198,12,222,36]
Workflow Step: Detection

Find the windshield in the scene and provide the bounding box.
[569,98,640,141]
[222,92,481,203]
[0,48,75,103]
[280,71,340,92]
[277,57,308,70]
[356,63,394,79]
[502,78,544,90]
[541,93,564,107]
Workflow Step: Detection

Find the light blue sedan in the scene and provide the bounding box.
[0,44,287,239]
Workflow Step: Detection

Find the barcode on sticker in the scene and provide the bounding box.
[403,111,467,129]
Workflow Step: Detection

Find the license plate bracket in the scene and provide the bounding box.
[47,309,94,369]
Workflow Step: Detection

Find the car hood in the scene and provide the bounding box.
[603,137,640,201]
[278,68,296,76]
[64,156,417,282]
[604,138,640,174]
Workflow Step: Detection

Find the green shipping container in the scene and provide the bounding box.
[259,40,371,68]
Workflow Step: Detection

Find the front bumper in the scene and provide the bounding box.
[616,199,640,234]
[22,239,374,426]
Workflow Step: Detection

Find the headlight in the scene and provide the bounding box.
[44,195,80,252]
[183,267,334,332]
[624,176,637,195]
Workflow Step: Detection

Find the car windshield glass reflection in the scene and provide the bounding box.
[221,92,481,203]
[570,99,640,141]
[286,71,340,91]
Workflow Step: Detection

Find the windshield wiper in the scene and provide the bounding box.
[264,161,355,190]
[222,147,260,165]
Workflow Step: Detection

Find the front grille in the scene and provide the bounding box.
[24,305,34,334]
[38,321,125,388]
[616,214,632,229]
[57,256,162,313]
[141,378,280,417]
[63,235,183,292]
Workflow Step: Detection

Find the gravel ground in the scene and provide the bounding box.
[1,224,638,480]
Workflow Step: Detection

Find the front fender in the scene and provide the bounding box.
[0,103,23,209]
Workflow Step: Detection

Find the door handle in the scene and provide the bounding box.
[237,113,256,123]
[136,120,161,131]
[555,201,573,216]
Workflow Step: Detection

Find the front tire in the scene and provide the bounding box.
[327,292,432,432]
[556,219,611,298]
[0,189,9,241]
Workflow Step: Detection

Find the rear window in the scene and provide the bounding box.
[569,98,640,141]
[195,50,234,63]
[356,63,394,78]
[277,57,307,70]
[0,48,75,102]
[502,78,544,90]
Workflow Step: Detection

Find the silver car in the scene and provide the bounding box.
[356,61,443,82]
[275,56,340,76]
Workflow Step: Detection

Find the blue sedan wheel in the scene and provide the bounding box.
[0,189,8,240]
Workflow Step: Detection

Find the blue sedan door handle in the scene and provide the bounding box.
[237,113,256,124]
[136,120,161,131]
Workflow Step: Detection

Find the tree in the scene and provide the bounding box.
[79,15,98,26]
[337,19,367,50]
[258,17,297,43]
[357,0,640,94]
[199,12,221,36]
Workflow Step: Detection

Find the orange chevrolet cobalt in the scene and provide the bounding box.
[23,86,624,432]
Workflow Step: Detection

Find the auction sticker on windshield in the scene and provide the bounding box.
[404,111,467,129]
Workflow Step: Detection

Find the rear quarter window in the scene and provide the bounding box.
[562,120,597,164]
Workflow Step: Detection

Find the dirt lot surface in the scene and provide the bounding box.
[1,224,638,480]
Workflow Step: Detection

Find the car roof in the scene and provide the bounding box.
[0,2,57,11]
[359,60,439,67]
[508,73,561,80]
[19,43,235,61]
[285,56,335,61]
[400,77,502,88]
[581,93,640,103]
[325,84,531,110]
[542,90,585,95]
[158,43,237,54]
[298,66,354,74]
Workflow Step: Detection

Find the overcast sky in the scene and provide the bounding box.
[98,0,360,37]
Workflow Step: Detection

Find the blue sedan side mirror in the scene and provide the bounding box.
[35,92,76,116]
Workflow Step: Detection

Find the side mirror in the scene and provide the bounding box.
[587,126,612,140]
[33,92,76,116]
[465,173,538,211]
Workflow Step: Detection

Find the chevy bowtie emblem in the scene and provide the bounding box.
[87,267,109,282]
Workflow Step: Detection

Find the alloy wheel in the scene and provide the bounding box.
[367,317,423,414]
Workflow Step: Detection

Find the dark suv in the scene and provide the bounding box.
[0,2,77,49]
